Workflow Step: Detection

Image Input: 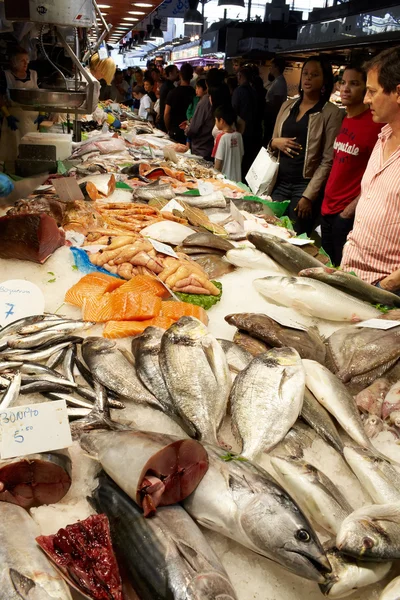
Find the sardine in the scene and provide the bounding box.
[182,232,234,252]
[380,575,400,600]
[254,276,380,322]
[61,345,76,383]
[225,313,326,363]
[20,373,77,389]
[303,360,381,452]
[7,329,76,350]
[183,441,331,582]
[0,502,72,598]
[0,360,23,372]
[218,339,253,373]
[247,231,323,273]
[80,429,208,517]
[16,319,71,335]
[0,372,21,409]
[337,503,400,561]
[226,246,288,273]
[343,446,400,504]
[20,380,76,395]
[46,346,68,370]
[44,392,93,409]
[320,546,392,598]
[0,339,79,362]
[91,472,238,600]
[230,348,305,459]
[302,387,344,455]
[82,337,164,411]
[271,456,352,536]
[233,330,269,356]
[299,266,400,308]
[0,314,47,340]
[159,317,231,444]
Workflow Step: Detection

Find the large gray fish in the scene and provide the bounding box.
[254,276,380,322]
[218,339,253,373]
[230,348,305,459]
[92,472,239,600]
[247,231,323,274]
[0,502,72,599]
[303,360,383,453]
[80,429,208,517]
[343,446,400,504]
[327,325,400,384]
[183,441,331,582]
[225,312,326,363]
[299,266,400,308]
[271,456,352,536]
[302,387,344,455]
[380,575,400,600]
[337,503,400,561]
[82,337,164,411]
[320,545,392,598]
[159,317,231,444]
[182,231,234,252]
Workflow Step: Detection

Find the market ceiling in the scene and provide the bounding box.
[93,0,165,43]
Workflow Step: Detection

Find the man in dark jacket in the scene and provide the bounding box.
[157,65,179,131]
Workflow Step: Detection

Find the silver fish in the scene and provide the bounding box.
[0,502,72,599]
[92,472,239,600]
[159,317,231,444]
[343,446,400,504]
[247,231,323,274]
[302,387,344,455]
[320,545,392,598]
[0,315,47,340]
[20,381,76,395]
[82,337,164,411]
[183,441,331,582]
[217,339,253,373]
[67,407,92,419]
[337,503,400,561]
[16,319,71,335]
[20,374,77,389]
[0,372,21,409]
[271,456,352,536]
[62,345,76,383]
[0,340,77,362]
[182,232,234,252]
[7,328,81,350]
[46,346,69,370]
[230,348,305,459]
[254,276,380,322]
[0,361,23,372]
[44,392,94,409]
[380,575,400,600]
[226,246,288,273]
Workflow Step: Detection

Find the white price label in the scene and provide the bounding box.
[287,238,315,246]
[230,201,245,229]
[198,181,214,196]
[0,280,45,327]
[160,199,184,213]
[356,319,400,330]
[148,238,178,258]
[0,400,72,459]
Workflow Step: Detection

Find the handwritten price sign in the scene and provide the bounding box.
[0,400,72,459]
[0,280,45,327]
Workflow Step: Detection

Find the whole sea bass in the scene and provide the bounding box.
[247,232,323,274]
[159,317,231,444]
[299,266,400,308]
[0,502,72,599]
[254,276,380,322]
[230,348,305,459]
[92,472,239,600]
[225,313,326,363]
[183,441,331,582]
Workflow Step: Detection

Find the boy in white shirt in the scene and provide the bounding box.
[133,85,153,122]
[212,106,244,183]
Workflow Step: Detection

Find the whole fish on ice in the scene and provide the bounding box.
[343,446,400,504]
[247,232,323,273]
[302,387,344,455]
[226,247,288,273]
[254,276,380,322]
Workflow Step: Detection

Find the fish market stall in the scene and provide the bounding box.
[1,119,400,600]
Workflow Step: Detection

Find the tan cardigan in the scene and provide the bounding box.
[270,98,344,202]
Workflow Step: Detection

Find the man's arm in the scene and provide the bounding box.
[340,195,360,219]
[214,158,223,172]
[379,269,400,293]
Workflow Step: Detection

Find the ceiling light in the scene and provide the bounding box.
[122,17,138,20]
[128,10,145,14]
[97,3,111,7]
[133,2,153,6]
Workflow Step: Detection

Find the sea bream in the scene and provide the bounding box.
[0,502,72,599]
[159,317,231,444]
[230,348,305,459]
[92,472,239,600]
[254,276,380,322]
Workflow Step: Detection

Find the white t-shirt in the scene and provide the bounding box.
[139,94,153,121]
[215,131,244,183]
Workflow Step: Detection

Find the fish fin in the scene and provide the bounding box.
[291,299,315,317]
[174,539,215,575]
[9,569,36,599]
[344,503,400,525]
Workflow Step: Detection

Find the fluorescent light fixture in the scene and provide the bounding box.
[128,10,145,14]
[133,2,153,5]
[97,3,111,7]
[122,17,138,20]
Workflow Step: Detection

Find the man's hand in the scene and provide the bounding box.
[6,115,19,131]
[379,268,400,293]
[339,196,360,220]
[295,197,312,219]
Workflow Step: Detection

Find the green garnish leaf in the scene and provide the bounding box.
[47,271,55,276]
[47,278,56,283]
[221,452,248,462]
[373,303,391,314]
[174,281,222,310]
[72,265,79,271]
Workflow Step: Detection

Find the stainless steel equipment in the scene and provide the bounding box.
[4,0,93,28]
[9,89,87,109]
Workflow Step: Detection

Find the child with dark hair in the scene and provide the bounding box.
[212,106,244,183]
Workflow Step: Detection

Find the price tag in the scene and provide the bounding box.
[287,238,315,246]
[0,280,45,327]
[0,400,72,459]
[161,199,184,213]
[148,238,178,258]
[198,180,214,196]
[230,202,245,229]
[356,319,400,330]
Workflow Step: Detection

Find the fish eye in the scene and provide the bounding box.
[296,529,311,543]
[363,537,374,549]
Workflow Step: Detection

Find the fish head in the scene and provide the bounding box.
[265,347,302,368]
[299,267,334,278]
[167,316,209,343]
[336,516,392,561]
[82,337,115,354]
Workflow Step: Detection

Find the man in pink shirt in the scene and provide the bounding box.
[341,47,400,295]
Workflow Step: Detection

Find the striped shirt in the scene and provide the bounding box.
[341,124,400,284]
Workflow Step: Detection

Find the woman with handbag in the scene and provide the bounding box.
[269,57,343,235]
